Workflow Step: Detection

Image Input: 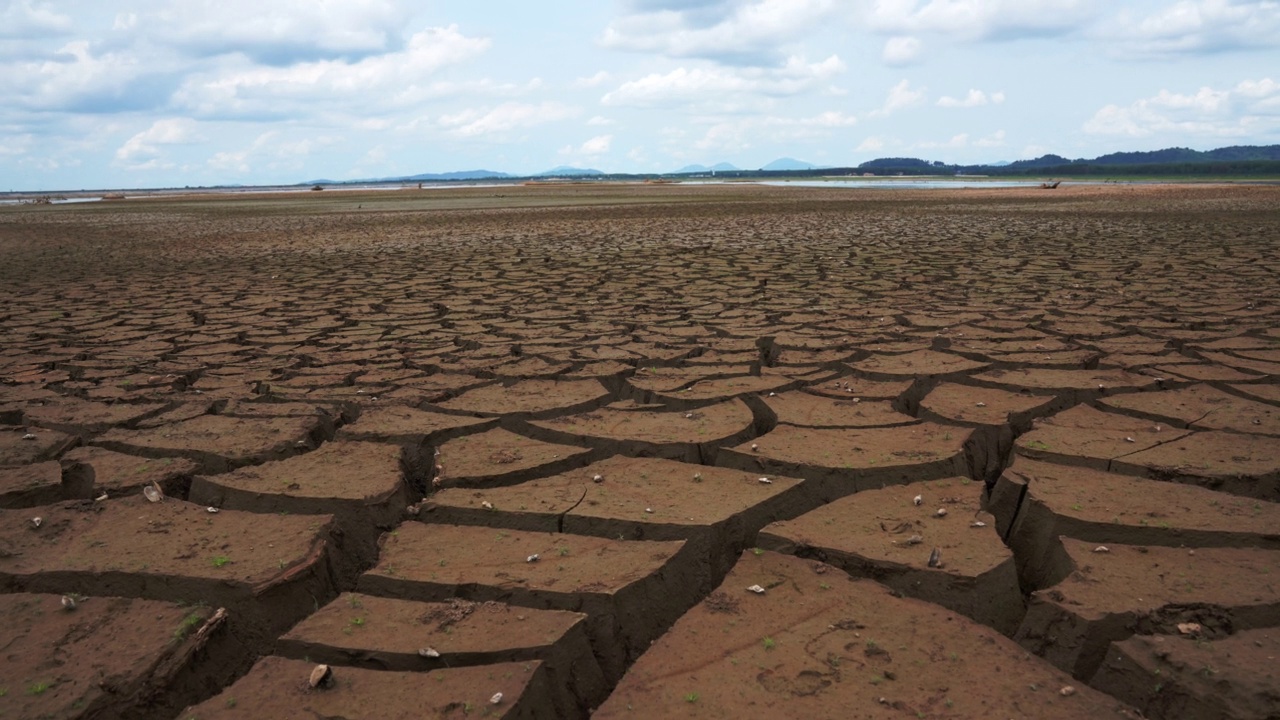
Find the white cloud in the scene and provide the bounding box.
[1083,78,1280,137]
[173,25,491,118]
[866,0,1098,41]
[918,132,970,149]
[975,129,1007,147]
[574,71,611,88]
[149,0,412,63]
[0,1,71,39]
[208,131,341,174]
[882,36,922,65]
[857,136,886,152]
[601,0,839,64]
[587,115,615,126]
[602,55,845,107]
[869,79,926,116]
[1107,0,1280,56]
[438,102,580,138]
[937,89,1005,107]
[116,118,201,166]
[0,40,164,113]
[579,134,613,155]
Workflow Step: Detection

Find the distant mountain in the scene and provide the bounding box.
[537,166,604,177]
[761,157,817,171]
[858,157,934,170]
[1006,154,1073,169]
[404,169,510,181]
[674,162,740,173]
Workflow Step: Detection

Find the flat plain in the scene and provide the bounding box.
[1,182,1277,719]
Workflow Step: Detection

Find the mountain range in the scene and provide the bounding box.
[306,145,1280,185]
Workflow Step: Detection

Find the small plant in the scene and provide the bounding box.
[820,582,831,590]
[762,637,776,650]
[211,555,231,568]
[752,547,764,556]
[1071,503,1083,511]
[351,617,365,627]
[684,692,699,703]
[173,611,204,642]
[27,681,52,695]
[226,697,237,708]
[557,546,570,557]
[347,595,363,609]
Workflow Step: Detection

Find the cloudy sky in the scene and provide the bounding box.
[2,0,1278,190]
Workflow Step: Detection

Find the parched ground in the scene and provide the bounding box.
[1,182,1278,719]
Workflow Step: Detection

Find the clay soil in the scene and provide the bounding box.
[0,182,1278,719]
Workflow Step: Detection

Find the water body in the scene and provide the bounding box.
[758,179,1057,189]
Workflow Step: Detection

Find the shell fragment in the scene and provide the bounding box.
[746,584,766,594]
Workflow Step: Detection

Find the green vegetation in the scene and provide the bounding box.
[211,555,231,568]
[762,637,776,650]
[173,611,205,642]
[684,692,699,703]
[27,681,52,695]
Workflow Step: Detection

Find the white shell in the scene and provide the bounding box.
[481,501,494,510]
[905,534,923,545]
[592,474,604,483]
[61,595,76,610]
[490,692,504,705]
[644,507,653,513]
[94,492,108,502]
[21,433,37,440]
[970,521,986,528]
[30,517,42,529]
[1177,622,1201,635]
[143,482,164,503]
[1093,546,1110,553]
[309,664,333,689]
[912,495,923,506]
[526,554,539,563]
[935,508,947,517]
[419,647,441,658]
[1059,686,1076,697]
[757,477,772,484]
[746,584,765,594]
[206,506,219,513]
[975,402,986,407]
[750,443,759,451]
[1124,436,1135,443]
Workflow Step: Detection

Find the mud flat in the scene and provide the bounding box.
[0,182,1278,713]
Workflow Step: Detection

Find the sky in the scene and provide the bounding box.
[2,0,1278,190]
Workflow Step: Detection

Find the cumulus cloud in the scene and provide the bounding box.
[882,36,922,65]
[600,0,839,65]
[148,0,412,64]
[937,89,1005,107]
[1083,78,1280,137]
[0,40,177,113]
[865,0,1097,41]
[207,131,341,174]
[438,102,580,138]
[869,79,926,116]
[573,71,611,88]
[856,136,886,152]
[579,134,613,155]
[115,117,201,168]
[601,55,845,107]
[172,25,491,118]
[0,1,71,40]
[1106,0,1280,57]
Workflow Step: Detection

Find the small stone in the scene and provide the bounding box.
[481,500,494,510]
[61,595,76,611]
[21,432,36,440]
[309,664,334,689]
[30,517,42,529]
[927,547,942,568]
[1059,686,1076,697]
[1124,436,1136,443]
[645,507,654,513]
[206,507,219,514]
[758,477,772,484]
[1177,622,1202,635]
[913,494,923,506]
[935,508,947,518]
[905,534,923,545]
[751,443,759,451]
[592,474,604,483]
[490,692,504,705]
[94,492,108,502]
[970,521,986,528]
[975,402,986,407]
[419,647,441,658]
[746,584,766,594]
[526,554,539,563]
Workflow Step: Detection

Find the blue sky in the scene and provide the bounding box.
[2,0,1278,190]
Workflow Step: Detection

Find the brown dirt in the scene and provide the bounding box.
[0,183,1277,717]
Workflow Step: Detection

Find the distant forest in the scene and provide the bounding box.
[803,145,1280,178]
